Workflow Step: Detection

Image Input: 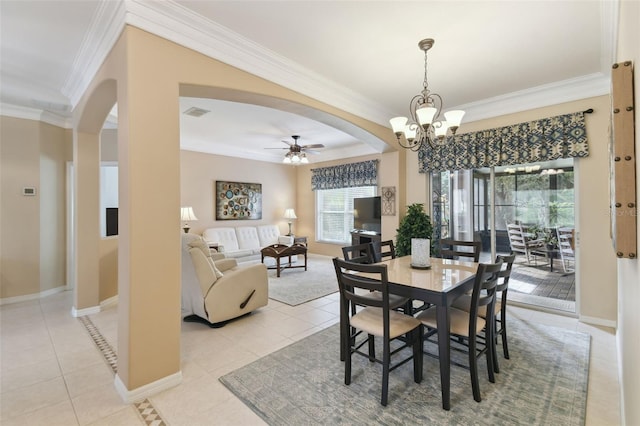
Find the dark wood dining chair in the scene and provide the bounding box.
[373,240,396,262]
[439,238,482,262]
[342,242,412,317]
[342,242,376,264]
[417,260,503,402]
[332,257,423,406]
[452,253,516,373]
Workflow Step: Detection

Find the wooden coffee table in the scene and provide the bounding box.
[261,243,308,277]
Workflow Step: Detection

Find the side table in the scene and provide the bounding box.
[293,236,307,246]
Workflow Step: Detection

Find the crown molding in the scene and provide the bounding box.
[1,103,72,128]
[62,0,126,107]
[60,0,615,130]
[122,0,394,125]
[455,73,610,124]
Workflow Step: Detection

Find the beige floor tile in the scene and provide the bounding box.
[64,363,115,398]
[1,341,57,372]
[0,376,69,421]
[1,399,79,426]
[1,357,62,392]
[85,405,143,426]
[149,375,228,421]
[71,382,130,425]
[57,346,107,375]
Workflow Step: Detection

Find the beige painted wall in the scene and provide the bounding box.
[180,150,296,235]
[1,116,70,299]
[615,1,640,424]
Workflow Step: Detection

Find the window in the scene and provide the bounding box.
[316,186,377,244]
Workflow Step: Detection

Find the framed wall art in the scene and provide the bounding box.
[215,181,262,220]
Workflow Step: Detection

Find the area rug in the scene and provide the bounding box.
[220,318,590,425]
[267,254,338,306]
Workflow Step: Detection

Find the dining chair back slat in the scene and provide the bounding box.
[342,242,376,264]
[439,238,482,262]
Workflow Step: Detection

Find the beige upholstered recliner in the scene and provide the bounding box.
[181,233,268,327]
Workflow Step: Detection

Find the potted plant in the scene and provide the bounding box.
[396,203,434,257]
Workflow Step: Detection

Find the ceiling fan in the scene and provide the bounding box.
[266,135,325,164]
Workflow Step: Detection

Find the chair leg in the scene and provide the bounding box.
[381,339,390,406]
[345,330,352,386]
[492,318,500,374]
[486,323,496,384]
[411,327,423,383]
[501,312,510,360]
[469,337,481,402]
[368,334,376,362]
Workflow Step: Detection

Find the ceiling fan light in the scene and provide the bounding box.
[283,155,291,164]
[291,154,300,163]
[300,153,309,164]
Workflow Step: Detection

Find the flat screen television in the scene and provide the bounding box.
[106,207,118,236]
[353,196,381,234]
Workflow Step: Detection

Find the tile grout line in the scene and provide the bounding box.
[78,315,169,426]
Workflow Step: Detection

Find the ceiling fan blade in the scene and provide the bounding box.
[281,140,294,146]
[304,149,321,155]
[264,147,289,150]
[302,144,325,149]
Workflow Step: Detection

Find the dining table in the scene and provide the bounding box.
[368,255,478,410]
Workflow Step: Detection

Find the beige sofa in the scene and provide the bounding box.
[202,225,295,264]
[181,233,268,327]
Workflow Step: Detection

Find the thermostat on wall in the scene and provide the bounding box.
[23,187,36,196]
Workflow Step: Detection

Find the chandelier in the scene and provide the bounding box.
[390,38,465,151]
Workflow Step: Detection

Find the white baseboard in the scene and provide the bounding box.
[579,315,617,329]
[71,305,101,317]
[0,286,66,306]
[114,371,182,403]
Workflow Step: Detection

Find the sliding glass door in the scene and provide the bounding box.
[431,158,576,310]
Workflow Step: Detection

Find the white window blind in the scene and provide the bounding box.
[316,186,376,244]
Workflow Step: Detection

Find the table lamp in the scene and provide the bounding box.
[180,207,198,233]
[284,208,297,236]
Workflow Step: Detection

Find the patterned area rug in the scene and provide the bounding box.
[220,319,589,425]
[267,254,338,306]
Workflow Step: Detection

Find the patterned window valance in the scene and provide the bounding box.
[418,111,589,173]
[311,160,378,190]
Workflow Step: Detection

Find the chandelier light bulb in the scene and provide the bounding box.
[283,155,292,164]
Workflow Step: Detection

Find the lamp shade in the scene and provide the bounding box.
[180,207,198,221]
[284,208,297,220]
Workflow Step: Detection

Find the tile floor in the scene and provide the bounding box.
[1,288,620,425]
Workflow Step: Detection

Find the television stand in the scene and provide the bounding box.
[351,231,381,247]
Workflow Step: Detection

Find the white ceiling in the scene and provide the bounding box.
[0,0,616,164]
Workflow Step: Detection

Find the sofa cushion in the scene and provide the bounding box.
[235,226,261,250]
[257,225,282,247]
[203,227,239,252]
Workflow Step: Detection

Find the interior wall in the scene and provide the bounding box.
[615,0,640,424]
[0,116,70,300]
[180,150,296,235]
